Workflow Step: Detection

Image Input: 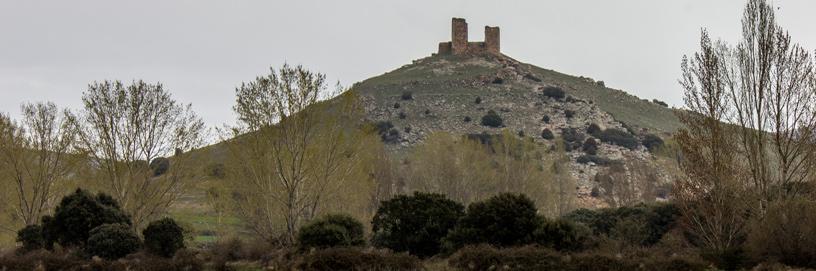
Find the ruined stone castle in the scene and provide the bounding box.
[438,18,500,55]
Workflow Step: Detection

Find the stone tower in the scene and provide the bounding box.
[438,18,500,56]
[451,18,469,55]
[485,26,500,54]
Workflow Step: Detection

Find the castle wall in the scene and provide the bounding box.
[438,18,499,56]
[485,26,500,54]
[451,18,468,55]
[438,42,452,55]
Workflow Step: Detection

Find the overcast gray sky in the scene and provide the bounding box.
[1,0,814,128]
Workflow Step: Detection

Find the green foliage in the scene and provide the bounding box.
[642,134,664,152]
[371,192,465,258]
[297,214,365,250]
[463,116,471,122]
[586,123,601,137]
[533,218,593,252]
[401,91,413,100]
[598,128,639,150]
[143,218,186,258]
[541,129,554,140]
[582,138,598,155]
[44,188,131,248]
[444,193,539,250]
[16,224,44,253]
[652,99,668,107]
[149,157,170,176]
[481,110,503,127]
[576,155,611,165]
[85,223,141,260]
[564,109,575,119]
[393,102,400,109]
[541,115,550,123]
[542,86,566,99]
[475,97,482,104]
[563,203,679,247]
[560,128,583,143]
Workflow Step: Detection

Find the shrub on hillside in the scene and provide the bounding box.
[297,214,365,250]
[398,112,407,119]
[401,91,413,100]
[582,138,599,155]
[598,128,639,150]
[542,86,565,99]
[475,97,482,104]
[541,115,550,123]
[541,129,555,140]
[576,155,611,165]
[16,224,44,253]
[372,192,464,258]
[44,189,131,248]
[481,110,503,127]
[564,110,575,119]
[560,128,584,143]
[444,193,539,250]
[586,123,602,137]
[143,218,186,258]
[652,99,668,107]
[463,116,471,122]
[533,218,594,252]
[393,102,400,109]
[746,199,816,268]
[642,134,664,152]
[149,157,170,176]
[85,223,141,260]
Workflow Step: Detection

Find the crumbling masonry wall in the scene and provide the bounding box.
[451,18,468,55]
[485,26,500,54]
[438,18,500,56]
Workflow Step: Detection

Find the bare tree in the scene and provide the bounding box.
[224,64,378,244]
[675,24,752,259]
[0,102,78,231]
[75,80,205,229]
[723,0,816,206]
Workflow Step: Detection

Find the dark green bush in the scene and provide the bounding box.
[149,157,170,176]
[563,203,680,247]
[652,99,668,107]
[541,129,554,140]
[15,224,44,253]
[576,155,610,165]
[541,115,550,123]
[143,218,185,258]
[561,128,584,143]
[298,214,365,250]
[586,123,601,137]
[372,192,464,258]
[598,128,639,150]
[294,247,421,271]
[393,102,400,109]
[481,110,503,127]
[463,116,471,122]
[533,218,593,252]
[642,134,664,152]
[444,193,539,250]
[401,91,413,100]
[44,188,131,248]
[542,86,566,99]
[85,223,141,260]
[398,112,407,119]
[564,109,575,118]
[475,97,482,104]
[582,138,598,155]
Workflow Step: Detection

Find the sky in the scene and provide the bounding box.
[1,0,814,128]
